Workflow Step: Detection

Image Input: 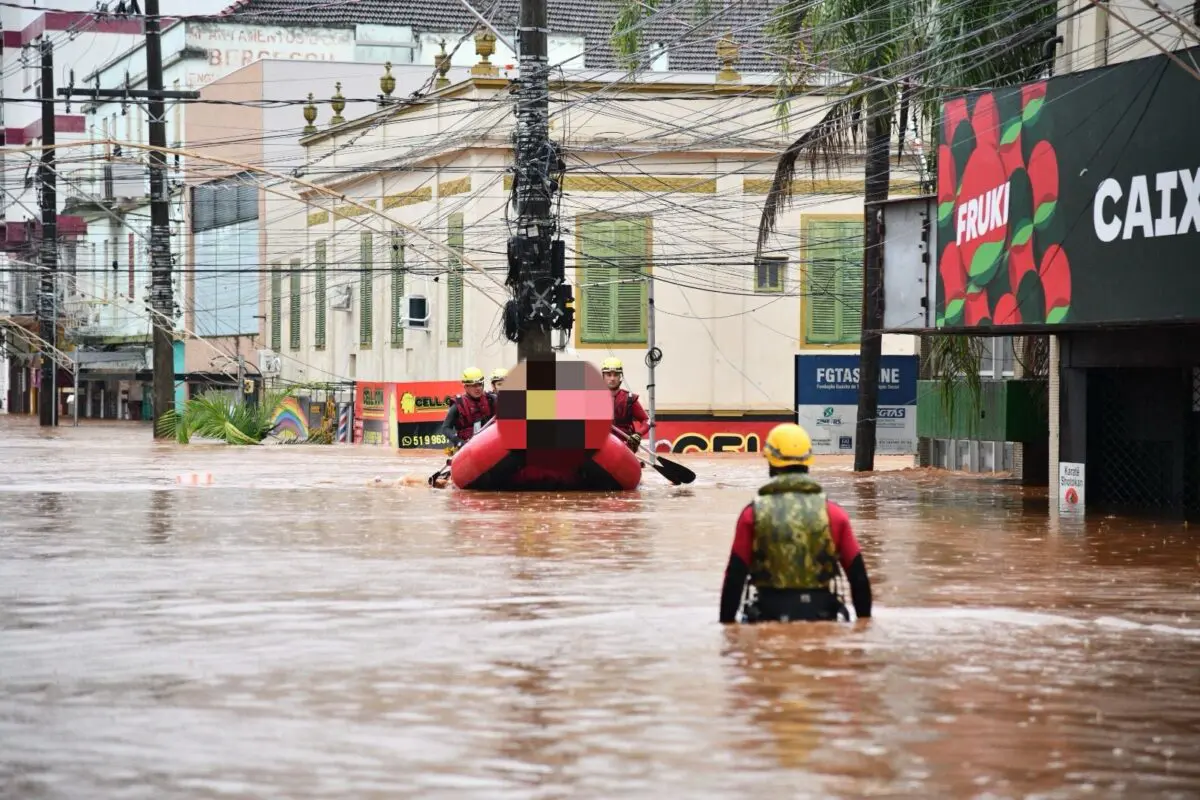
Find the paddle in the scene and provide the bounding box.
[611,426,696,485]
[427,460,452,486]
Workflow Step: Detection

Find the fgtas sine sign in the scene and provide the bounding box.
[1094,167,1200,242]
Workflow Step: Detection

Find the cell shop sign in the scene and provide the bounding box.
[794,355,919,455]
[935,44,1200,331]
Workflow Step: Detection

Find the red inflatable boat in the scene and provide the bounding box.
[450,422,642,491]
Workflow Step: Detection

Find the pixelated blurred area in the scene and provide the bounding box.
[497,357,613,451]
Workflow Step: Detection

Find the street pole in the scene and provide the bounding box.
[513,0,556,361]
[646,273,656,455]
[144,0,176,437]
[237,354,245,404]
[37,36,57,427]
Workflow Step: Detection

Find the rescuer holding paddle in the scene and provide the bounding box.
[720,423,873,624]
[439,367,496,449]
[601,357,649,453]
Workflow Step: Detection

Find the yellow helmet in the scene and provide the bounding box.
[461,367,485,384]
[763,423,814,468]
[601,357,623,373]
[490,368,509,383]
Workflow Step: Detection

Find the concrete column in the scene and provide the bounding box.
[1048,335,1061,505]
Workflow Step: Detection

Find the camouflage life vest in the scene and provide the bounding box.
[750,472,840,591]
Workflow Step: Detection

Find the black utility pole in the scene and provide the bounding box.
[509,0,569,360]
[65,5,199,433]
[144,0,175,437]
[37,36,57,427]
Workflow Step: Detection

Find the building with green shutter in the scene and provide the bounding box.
[255,40,922,429]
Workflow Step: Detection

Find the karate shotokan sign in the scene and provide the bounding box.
[935,44,1200,330]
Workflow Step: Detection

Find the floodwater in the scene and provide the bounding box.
[1,418,1198,799]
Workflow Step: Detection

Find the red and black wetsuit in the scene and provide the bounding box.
[612,389,650,437]
[440,392,495,447]
[719,499,872,623]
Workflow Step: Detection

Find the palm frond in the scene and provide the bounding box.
[757,95,863,252]
[155,387,296,445]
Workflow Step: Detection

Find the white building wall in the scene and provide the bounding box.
[270,77,920,412]
[1057,0,1196,73]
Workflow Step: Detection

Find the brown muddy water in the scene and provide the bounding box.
[1,417,1199,799]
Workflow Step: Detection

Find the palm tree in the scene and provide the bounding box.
[613,0,1056,469]
[155,386,297,445]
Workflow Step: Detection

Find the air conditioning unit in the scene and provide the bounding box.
[402,295,431,328]
[258,349,282,376]
[329,284,353,311]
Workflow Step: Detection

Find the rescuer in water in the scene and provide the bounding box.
[720,423,872,624]
[488,368,508,406]
[601,357,649,453]
[439,367,496,449]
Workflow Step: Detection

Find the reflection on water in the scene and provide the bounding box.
[1,417,1199,798]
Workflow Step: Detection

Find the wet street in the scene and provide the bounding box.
[1,417,1198,799]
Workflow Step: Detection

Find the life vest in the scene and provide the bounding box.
[749,473,840,591]
[612,389,639,434]
[453,393,494,442]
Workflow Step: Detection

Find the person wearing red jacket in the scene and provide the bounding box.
[720,423,873,624]
[601,357,650,452]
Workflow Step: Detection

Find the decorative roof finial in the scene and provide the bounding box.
[379,61,396,103]
[330,82,346,126]
[716,32,741,84]
[434,39,451,88]
[302,92,317,135]
[471,30,499,78]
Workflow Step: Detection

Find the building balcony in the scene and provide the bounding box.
[62,162,149,212]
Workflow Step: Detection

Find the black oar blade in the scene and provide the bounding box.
[652,454,695,485]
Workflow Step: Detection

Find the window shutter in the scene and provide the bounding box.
[360,232,374,347]
[580,220,616,343]
[834,220,864,343]
[213,184,238,228]
[805,218,864,344]
[613,218,646,341]
[192,185,215,232]
[314,240,327,349]
[391,232,405,348]
[839,247,864,342]
[289,259,302,350]
[807,258,840,343]
[446,213,464,347]
[237,183,258,222]
[270,263,282,351]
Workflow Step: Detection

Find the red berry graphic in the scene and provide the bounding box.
[940,241,967,324]
[1040,245,1071,324]
[957,145,1009,288]
[971,93,1000,152]
[938,144,956,225]
[1008,232,1036,295]
[944,98,969,146]
[1028,141,1059,227]
[992,292,1020,326]
[1022,81,1047,126]
[964,288,990,326]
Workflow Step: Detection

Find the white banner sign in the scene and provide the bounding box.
[797,404,917,455]
[183,23,356,87]
[1059,461,1085,513]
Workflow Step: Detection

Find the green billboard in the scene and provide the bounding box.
[935,45,1200,330]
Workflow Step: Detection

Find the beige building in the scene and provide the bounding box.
[260,41,921,418]
[1054,0,1197,73]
